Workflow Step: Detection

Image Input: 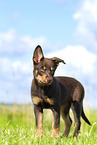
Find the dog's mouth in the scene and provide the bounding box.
[36,74,53,86]
[40,80,52,86]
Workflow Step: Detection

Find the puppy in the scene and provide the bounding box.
[31,45,91,138]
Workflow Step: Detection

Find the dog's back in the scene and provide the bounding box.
[56,76,84,103]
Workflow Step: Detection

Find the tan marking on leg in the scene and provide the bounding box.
[52,126,59,138]
[61,105,71,137]
[36,112,43,138]
[44,98,54,105]
[33,97,42,105]
[73,122,80,137]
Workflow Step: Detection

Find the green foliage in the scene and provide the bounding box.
[0,104,97,145]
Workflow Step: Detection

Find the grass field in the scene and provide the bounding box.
[0,104,97,145]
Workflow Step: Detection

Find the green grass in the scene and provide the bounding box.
[0,104,97,145]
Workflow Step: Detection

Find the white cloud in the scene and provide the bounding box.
[47,45,96,74]
[47,46,97,108]
[0,56,32,103]
[0,29,15,43]
[74,0,97,22]
[0,29,47,57]
[73,0,97,52]
[0,29,47,82]
[72,0,97,108]
[0,30,47,103]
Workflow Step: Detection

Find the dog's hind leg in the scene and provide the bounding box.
[61,103,72,137]
[71,101,82,137]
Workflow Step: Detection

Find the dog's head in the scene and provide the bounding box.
[32,45,66,86]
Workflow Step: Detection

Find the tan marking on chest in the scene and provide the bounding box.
[32,96,54,106]
[33,97,42,105]
[44,98,54,105]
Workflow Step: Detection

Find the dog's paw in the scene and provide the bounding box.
[51,134,59,138]
[35,129,43,138]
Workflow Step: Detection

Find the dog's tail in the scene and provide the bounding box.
[81,107,91,125]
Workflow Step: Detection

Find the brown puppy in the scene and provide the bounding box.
[31,45,91,138]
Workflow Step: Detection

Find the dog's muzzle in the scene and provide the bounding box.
[36,74,53,86]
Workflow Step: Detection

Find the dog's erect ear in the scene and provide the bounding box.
[51,57,66,66]
[33,45,44,64]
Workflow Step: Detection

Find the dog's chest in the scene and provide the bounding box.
[32,95,54,108]
[31,83,55,108]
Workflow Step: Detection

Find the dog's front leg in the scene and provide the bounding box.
[34,105,43,138]
[52,107,60,138]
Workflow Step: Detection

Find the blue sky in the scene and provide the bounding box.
[0,0,97,108]
[0,0,78,47]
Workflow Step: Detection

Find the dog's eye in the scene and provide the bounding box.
[40,68,44,72]
[43,66,46,70]
[50,67,54,72]
[40,66,46,72]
